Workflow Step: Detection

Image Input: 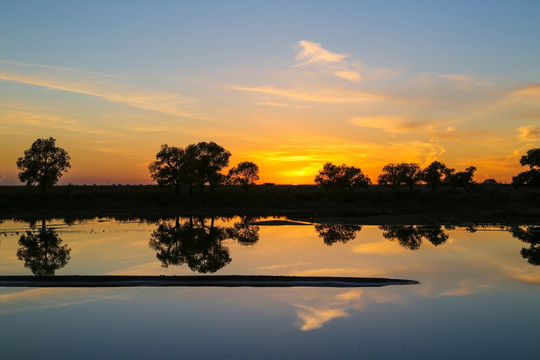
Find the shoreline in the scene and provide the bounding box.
[1,184,540,224]
[0,275,419,288]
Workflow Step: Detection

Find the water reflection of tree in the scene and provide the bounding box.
[17,220,71,275]
[149,216,260,273]
[314,224,362,246]
[380,225,450,250]
[508,226,540,266]
[227,216,260,246]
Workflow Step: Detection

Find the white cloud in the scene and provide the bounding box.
[295,40,348,66]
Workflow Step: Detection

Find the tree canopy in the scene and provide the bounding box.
[149,141,231,195]
[17,137,71,192]
[148,144,185,197]
[378,162,421,190]
[17,223,71,276]
[513,148,540,186]
[314,162,371,190]
[418,161,452,191]
[228,161,259,187]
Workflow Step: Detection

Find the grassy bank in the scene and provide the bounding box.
[0,184,539,223]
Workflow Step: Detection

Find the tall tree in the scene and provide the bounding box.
[378,163,421,190]
[185,141,231,193]
[17,137,71,193]
[148,144,185,197]
[227,161,260,187]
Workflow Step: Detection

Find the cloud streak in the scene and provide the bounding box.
[0,61,204,119]
[518,125,540,141]
[234,85,385,103]
[295,40,348,66]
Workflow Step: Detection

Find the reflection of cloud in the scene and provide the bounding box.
[353,241,405,255]
[439,281,491,296]
[295,40,348,66]
[518,125,540,141]
[295,304,349,331]
[0,288,123,314]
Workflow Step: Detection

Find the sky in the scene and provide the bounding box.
[1,0,540,185]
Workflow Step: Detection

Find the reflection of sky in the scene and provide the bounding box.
[0,218,539,358]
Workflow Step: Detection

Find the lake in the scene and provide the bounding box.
[0,217,538,359]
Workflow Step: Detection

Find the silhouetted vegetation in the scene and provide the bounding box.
[419,161,453,191]
[447,166,477,191]
[314,223,362,245]
[380,225,450,250]
[148,216,261,272]
[378,163,421,190]
[513,148,540,186]
[16,220,71,275]
[508,225,540,266]
[314,162,371,190]
[226,216,260,245]
[17,137,71,194]
[227,161,260,189]
[149,141,231,197]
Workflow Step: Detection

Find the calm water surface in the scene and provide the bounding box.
[0,217,538,359]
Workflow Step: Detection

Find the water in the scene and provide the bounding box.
[0,217,538,359]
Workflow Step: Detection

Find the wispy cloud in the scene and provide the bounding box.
[0,61,204,119]
[351,115,444,134]
[518,125,540,141]
[234,86,385,103]
[334,70,362,82]
[295,40,348,66]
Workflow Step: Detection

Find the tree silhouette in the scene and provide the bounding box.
[227,161,259,188]
[17,220,71,275]
[417,225,450,246]
[149,216,232,273]
[512,148,540,186]
[378,163,421,190]
[380,225,423,250]
[314,162,371,190]
[227,216,260,245]
[447,166,477,191]
[185,142,231,193]
[508,225,540,266]
[314,224,362,245]
[17,137,71,193]
[380,225,450,250]
[148,144,185,197]
[419,161,453,191]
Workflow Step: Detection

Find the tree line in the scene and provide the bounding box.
[11,137,540,193]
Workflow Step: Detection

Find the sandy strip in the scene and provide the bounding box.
[0,275,419,288]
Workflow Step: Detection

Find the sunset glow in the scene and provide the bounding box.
[1,1,539,185]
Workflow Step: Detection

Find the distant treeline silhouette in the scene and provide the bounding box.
[10,137,540,195]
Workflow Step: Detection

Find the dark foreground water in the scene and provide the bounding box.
[0,217,538,359]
